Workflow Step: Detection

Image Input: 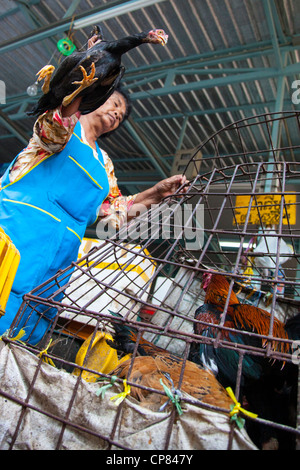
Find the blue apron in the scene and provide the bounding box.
[0,121,109,344]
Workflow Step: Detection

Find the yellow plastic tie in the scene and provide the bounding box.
[226,387,258,429]
[38,339,56,367]
[110,379,131,406]
[0,328,26,345]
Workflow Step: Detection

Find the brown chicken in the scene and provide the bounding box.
[108,316,232,413]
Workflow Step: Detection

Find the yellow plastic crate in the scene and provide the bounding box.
[0,228,20,316]
[73,331,131,382]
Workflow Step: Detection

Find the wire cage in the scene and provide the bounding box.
[1,111,300,451]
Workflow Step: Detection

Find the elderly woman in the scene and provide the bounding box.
[0,83,187,344]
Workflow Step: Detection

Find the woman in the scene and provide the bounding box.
[0,85,187,344]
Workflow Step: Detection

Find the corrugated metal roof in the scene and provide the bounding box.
[0,0,299,194]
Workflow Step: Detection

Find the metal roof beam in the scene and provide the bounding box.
[64,0,82,18]
[267,0,286,44]
[264,53,288,192]
[16,1,61,67]
[0,110,29,146]
[0,0,166,55]
[124,119,169,179]
[123,41,300,98]
[134,100,294,122]
[125,66,277,92]
[7,99,290,122]
[129,63,300,100]
[0,7,19,20]
[262,0,282,69]
[124,40,300,80]
[0,0,40,20]
[2,41,299,107]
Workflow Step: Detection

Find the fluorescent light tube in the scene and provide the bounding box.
[219,241,250,249]
[74,0,166,29]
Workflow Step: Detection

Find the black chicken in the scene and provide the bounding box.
[28,28,168,116]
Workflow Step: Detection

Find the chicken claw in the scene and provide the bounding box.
[62,62,98,107]
[36,65,55,94]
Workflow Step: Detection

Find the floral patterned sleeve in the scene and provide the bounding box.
[8,107,79,183]
[98,149,138,230]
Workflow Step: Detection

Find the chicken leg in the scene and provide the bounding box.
[62,62,98,107]
[36,65,55,94]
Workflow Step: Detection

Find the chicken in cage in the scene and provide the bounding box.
[1,111,300,451]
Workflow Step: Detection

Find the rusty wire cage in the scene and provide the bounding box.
[1,111,300,451]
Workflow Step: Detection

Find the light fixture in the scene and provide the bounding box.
[74,0,167,29]
[219,241,252,249]
[26,81,39,97]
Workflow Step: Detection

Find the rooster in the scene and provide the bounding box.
[189,272,300,449]
[107,315,232,413]
[28,28,168,116]
[189,272,297,385]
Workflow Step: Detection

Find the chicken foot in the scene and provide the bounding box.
[62,62,98,107]
[36,65,55,94]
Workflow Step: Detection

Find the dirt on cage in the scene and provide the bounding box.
[0,111,300,451]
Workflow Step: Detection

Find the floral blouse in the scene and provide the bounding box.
[5,107,137,230]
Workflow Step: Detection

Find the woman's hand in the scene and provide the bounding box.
[127,174,189,220]
[151,174,189,202]
[88,35,102,49]
[61,96,82,117]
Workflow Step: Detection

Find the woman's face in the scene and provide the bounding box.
[89,91,127,136]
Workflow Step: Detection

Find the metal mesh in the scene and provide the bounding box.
[2,111,300,450]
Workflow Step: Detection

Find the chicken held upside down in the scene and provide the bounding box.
[29,28,168,116]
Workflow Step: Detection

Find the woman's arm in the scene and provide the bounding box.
[61,96,82,117]
[97,151,188,231]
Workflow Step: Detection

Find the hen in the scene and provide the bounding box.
[108,316,232,413]
[28,28,168,116]
[189,272,300,449]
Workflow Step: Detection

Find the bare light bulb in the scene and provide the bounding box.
[27,82,38,96]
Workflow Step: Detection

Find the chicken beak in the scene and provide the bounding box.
[158,33,168,46]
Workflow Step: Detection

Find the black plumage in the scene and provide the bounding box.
[28,28,168,116]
